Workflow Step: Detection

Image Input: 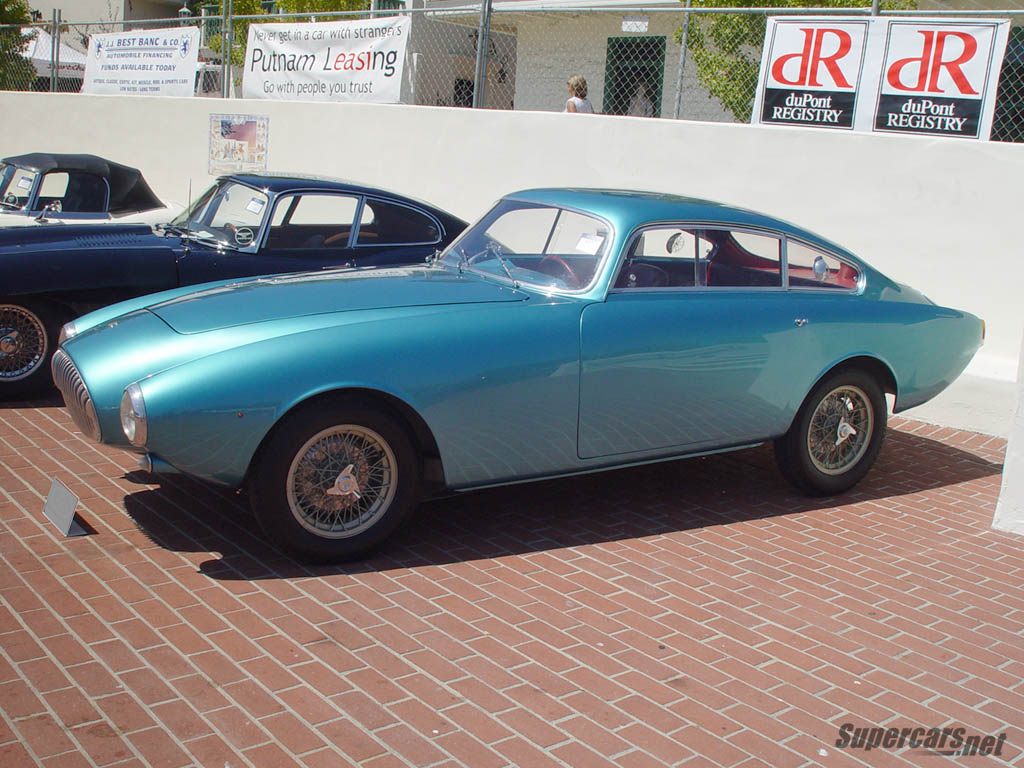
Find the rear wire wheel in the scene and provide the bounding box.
[775,369,886,495]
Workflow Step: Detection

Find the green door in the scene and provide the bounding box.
[603,36,666,117]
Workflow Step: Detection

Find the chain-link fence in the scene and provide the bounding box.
[3,4,1024,141]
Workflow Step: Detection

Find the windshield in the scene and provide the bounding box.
[441,199,611,291]
[0,164,38,211]
[168,180,270,248]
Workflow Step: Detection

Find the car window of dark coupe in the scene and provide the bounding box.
[357,199,440,246]
[267,193,362,250]
[786,240,861,291]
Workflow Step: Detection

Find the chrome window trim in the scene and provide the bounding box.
[353,196,446,249]
[609,222,786,295]
[259,188,362,254]
[444,200,616,296]
[783,236,864,294]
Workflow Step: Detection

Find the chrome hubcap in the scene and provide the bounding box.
[807,385,873,475]
[286,425,396,539]
[0,305,47,381]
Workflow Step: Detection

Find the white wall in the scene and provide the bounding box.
[3,90,1022,378]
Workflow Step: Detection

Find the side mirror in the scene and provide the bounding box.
[35,200,62,223]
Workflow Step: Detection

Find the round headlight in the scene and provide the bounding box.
[120,383,147,447]
[58,321,78,345]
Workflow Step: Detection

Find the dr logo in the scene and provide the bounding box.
[887,31,979,94]
[771,28,853,89]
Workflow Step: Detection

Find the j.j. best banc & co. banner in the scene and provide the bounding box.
[242,17,410,102]
[83,27,200,96]
[752,17,1010,139]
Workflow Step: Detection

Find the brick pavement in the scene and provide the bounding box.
[0,394,1021,767]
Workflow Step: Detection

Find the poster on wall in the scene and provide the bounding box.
[752,17,1010,140]
[208,115,269,175]
[82,27,200,97]
[241,17,410,102]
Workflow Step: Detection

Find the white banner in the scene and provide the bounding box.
[752,17,1010,140]
[242,18,410,103]
[83,27,199,97]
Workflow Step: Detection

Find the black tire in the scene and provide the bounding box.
[0,299,61,399]
[249,401,421,562]
[774,369,886,496]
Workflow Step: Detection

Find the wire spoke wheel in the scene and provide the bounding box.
[286,424,397,539]
[806,384,874,475]
[0,304,48,382]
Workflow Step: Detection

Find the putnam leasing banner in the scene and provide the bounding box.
[83,27,199,96]
[752,17,1010,139]
[242,18,410,102]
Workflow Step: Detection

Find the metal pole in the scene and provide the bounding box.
[222,0,233,98]
[472,0,492,108]
[49,9,57,92]
[871,0,879,15]
[671,0,692,119]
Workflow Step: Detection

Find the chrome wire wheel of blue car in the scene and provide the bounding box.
[806,384,873,476]
[250,401,421,562]
[775,369,886,496]
[0,300,58,398]
[286,425,398,538]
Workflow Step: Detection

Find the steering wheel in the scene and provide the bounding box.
[538,254,580,288]
[3,193,18,206]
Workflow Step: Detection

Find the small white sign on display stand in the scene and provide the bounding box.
[42,478,87,537]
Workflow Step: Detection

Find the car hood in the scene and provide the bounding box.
[148,265,529,334]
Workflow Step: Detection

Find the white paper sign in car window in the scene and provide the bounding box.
[576,233,604,255]
[246,197,266,215]
[17,177,32,190]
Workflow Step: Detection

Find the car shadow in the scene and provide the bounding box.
[0,392,63,407]
[112,428,1004,580]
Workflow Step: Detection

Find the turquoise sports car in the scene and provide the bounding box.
[53,189,983,561]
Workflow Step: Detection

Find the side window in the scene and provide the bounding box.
[704,229,782,288]
[357,199,440,245]
[49,172,108,213]
[787,241,860,290]
[267,193,360,250]
[615,226,704,289]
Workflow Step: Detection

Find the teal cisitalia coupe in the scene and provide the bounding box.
[53,189,983,561]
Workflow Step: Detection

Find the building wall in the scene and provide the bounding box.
[493,11,731,121]
[1,90,1021,379]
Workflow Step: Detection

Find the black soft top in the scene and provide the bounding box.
[2,152,165,215]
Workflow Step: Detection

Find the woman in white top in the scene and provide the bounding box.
[565,74,595,113]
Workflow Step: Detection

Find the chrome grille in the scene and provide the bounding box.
[51,349,101,441]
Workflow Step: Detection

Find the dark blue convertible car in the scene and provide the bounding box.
[0,173,465,396]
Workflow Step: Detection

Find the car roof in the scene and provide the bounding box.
[1,152,164,214]
[505,188,859,261]
[224,173,458,218]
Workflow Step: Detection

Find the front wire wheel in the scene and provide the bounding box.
[775,370,886,495]
[0,301,59,398]
[286,424,398,539]
[251,402,420,562]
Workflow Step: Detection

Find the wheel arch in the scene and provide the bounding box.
[808,355,898,403]
[244,386,445,492]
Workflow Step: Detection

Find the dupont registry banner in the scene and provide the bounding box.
[82,27,200,96]
[242,17,410,102]
[752,17,1010,140]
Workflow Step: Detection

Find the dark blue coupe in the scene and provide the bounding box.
[0,173,466,396]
